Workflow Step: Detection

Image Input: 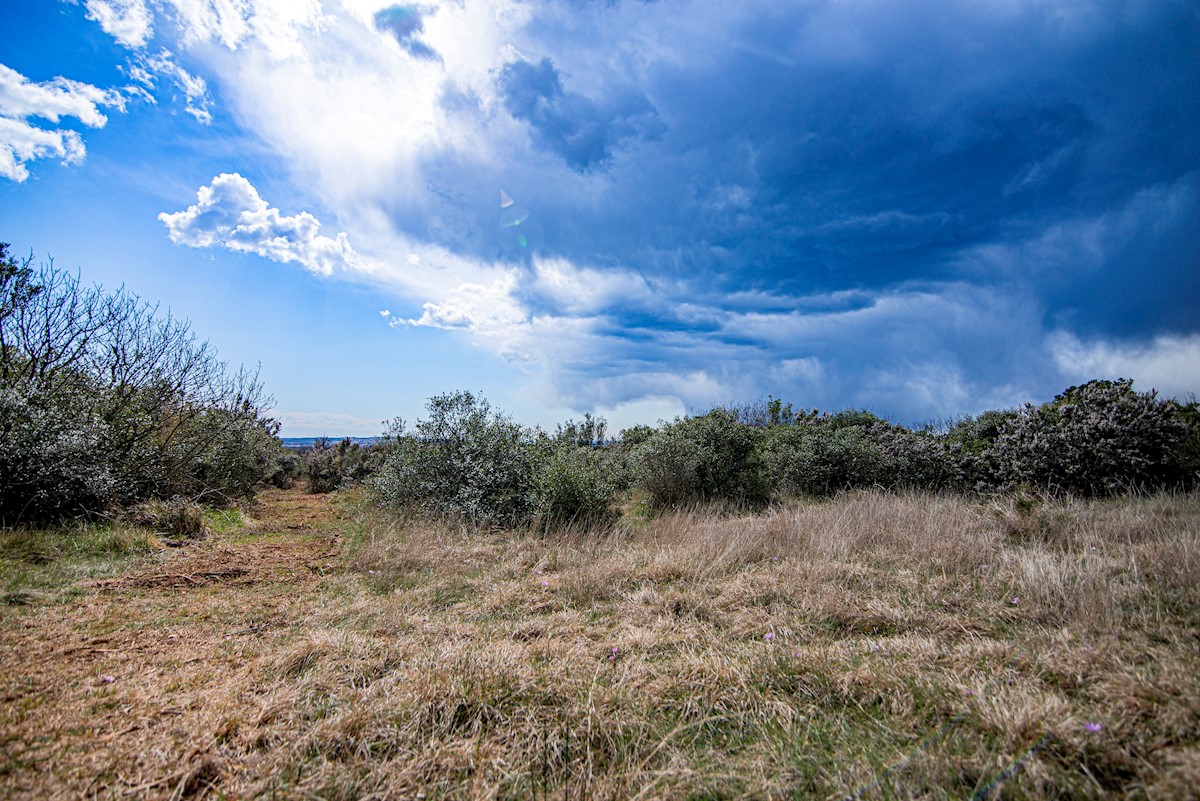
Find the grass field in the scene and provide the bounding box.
[2,486,1198,799]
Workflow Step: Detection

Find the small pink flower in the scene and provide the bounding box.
[1010,597,1020,605]
[102,675,115,684]
[1084,722,1102,733]
[764,632,774,642]
[609,646,618,661]
[964,689,976,697]
[979,564,990,571]
[793,651,802,658]
[541,580,549,588]
[535,569,543,575]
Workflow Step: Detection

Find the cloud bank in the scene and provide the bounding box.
[93,0,1199,422]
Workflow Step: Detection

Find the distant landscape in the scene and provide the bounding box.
[280,437,382,451]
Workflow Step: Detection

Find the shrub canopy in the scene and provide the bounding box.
[0,243,286,524]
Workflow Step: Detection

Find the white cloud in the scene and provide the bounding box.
[163,0,254,50]
[770,357,823,385]
[404,270,544,366]
[594,395,689,433]
[0,64,125,181]
[530,256,652,314]
[86,0,154,48]
[137,50,214,124]
[275,410,385,438]
[159,173,370,276]
[0,117,85,182]
[1051,332,1200,401]
[0,64,124,125]
[105,0,534,223]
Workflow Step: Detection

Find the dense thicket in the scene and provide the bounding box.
[366,381,1199,528]
[0,243,290,525]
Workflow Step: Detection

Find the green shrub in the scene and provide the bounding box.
[869,424,957,491]
[302,436,384,494]
[305,438,342,494]
[370,392,535,526]
[530,441,617,527]
[0,387,115,524]
[0,242,281,524]
[263,444,302,489]
[633,409,769,509]
[762,424,880,497]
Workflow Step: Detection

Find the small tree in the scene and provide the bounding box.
[370,391,535,526]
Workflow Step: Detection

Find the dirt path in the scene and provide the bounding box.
[0,488,345,800]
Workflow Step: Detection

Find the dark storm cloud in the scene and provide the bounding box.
[373,4,440,61]
[500,1,1197,291]
[498,57,665,172]
[422,0,1200,420]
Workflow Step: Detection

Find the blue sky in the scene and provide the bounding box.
[2,0,1198,436]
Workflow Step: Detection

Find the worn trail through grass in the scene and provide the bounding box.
[0,489,344,800]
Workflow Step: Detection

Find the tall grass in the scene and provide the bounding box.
[4,489,1195,798]
[291,489,1199,798]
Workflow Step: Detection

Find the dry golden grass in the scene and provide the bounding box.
[1,488,1198,799]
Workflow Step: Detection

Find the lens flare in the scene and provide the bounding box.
[496,188,541,256]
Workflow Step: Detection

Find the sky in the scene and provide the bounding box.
[1,0,1198,437]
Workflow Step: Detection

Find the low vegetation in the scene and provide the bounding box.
[2,487,1197,798]
[362,383,1198,529]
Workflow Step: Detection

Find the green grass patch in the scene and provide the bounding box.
[203,506,248,535]
[0,522,156,601]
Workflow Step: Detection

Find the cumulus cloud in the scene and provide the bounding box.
[85,0,154,48]
[404,271,542,365]
[159,173,369,276]
[0,64,125,181]
[1051,333,1200,402]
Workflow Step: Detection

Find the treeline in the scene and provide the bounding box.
[0,244,297,525]
[310,384,1199,529]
